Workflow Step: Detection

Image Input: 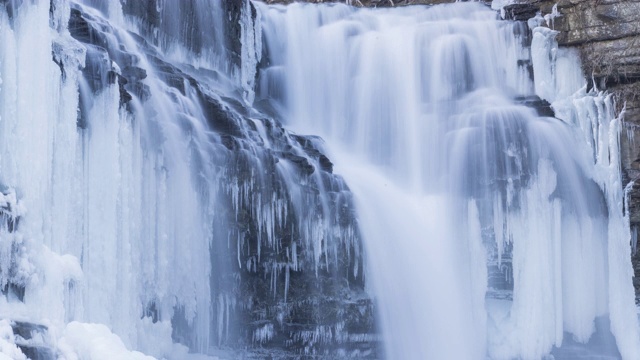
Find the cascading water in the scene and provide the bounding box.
[256,2,640,359]
[0,0,370,358]
[0,0,639,359]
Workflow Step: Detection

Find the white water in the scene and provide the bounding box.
[1,0,639,359]
[256,2,640,359]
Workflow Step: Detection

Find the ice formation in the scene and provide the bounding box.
[0,0,639,359]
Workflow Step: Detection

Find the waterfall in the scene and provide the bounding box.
[0,0,368,358]
[256,2,640,359]
[0,0,639,359]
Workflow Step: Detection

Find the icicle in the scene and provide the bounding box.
[240,0,262,104]
[544,4,561,30]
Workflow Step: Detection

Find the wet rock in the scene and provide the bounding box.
[199,93,245,138]
[318,155,333,173]
[12,321,47,341]
[205,108,374,355]
[503,3,539,21]
[515,95,555,117]
[68,4,152,106]
[17,345,55,360]
[1,283,24,302]
[12,321,55,360]
[282,152,316,175]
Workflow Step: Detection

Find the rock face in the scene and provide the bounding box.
[66,1,378,357]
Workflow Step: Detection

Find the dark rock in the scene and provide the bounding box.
[596,4,621,22]
[1,283,24,302]
[12,321,55,360]
[205,110,375,355]
[143,302,159,323]
[68,4,152,106]
[116,74,133,105]
[16,345,55,360]
[515,95,555,117]
[67,8,91,44]
[222,0,246,68]
[503,3,539,21]
[199,93,245,138]
[283,152,316,175]
[12,321,48,341]
[319,155,334,173]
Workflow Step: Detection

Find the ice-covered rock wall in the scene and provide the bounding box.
[0,0,373,358]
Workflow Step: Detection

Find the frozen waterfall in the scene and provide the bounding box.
[256,2,640,359]
[0,0,639,359]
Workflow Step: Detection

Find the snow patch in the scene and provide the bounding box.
[59,322,156,360]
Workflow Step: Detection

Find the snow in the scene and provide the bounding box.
[0,320,26,360]
[59,322,156,360]
[56,320,223,360]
